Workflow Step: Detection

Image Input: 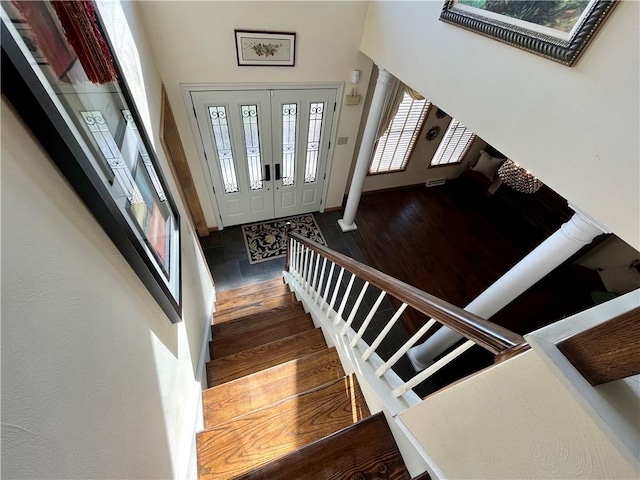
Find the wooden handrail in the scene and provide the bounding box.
[287,232,527,355]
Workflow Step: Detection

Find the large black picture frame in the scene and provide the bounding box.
[1,19,183,324]
[440,0,618,67]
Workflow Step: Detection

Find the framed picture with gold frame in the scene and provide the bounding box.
[440,0,618,66]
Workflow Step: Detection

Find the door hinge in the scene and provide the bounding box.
[328,141,331,150]
[320,198,323,205]
[324,172,326,180]
[333,102,336,111]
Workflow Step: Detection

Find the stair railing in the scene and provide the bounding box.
[285,229,529,398]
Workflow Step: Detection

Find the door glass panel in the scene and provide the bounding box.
[208,106,239,194]
[241,104,263,191]
[305,102,324,183]
[281,103,297,186]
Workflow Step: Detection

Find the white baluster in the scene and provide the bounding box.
[294,241,302,280]
[341,281,370,335]
[351,290,386,347]
[392,340,475,397]
[302,247,310,286]
[314,258,328,303]
[375,319,437,377]
[335,273,356,325]
[363,303,408,360]
[292,241,299,279]
[310,252,321,295]
[307,251,317,292]
[288,238,294,273]
[304,250,314,291]
[321,262,335,304]
[328,267,345,313]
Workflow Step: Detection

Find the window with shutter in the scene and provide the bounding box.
[369,93,431,174]
[430,119,476,166]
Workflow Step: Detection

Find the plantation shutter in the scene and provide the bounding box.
[369,92,431,174]
[431,120,476,166]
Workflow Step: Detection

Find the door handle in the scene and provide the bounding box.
[264,164,271,182]
[275,164,281,180]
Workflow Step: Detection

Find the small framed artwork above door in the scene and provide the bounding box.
[184,84,342,228]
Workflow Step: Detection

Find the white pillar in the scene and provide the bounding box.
[407,209,609,370]
[338,68,393,232]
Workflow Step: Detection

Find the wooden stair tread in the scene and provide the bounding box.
[214,284,292,313]
[212,302,306,338]
[197,374,370,480]
[215,278,285,303]
[206,328,327,387]
[210,313,314,359]
[212,293,297,324]
[232,412,410,480]
[203,347,345,427]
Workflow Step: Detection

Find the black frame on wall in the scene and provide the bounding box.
[1,21,183,324]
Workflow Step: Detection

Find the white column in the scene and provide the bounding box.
[407,209,609,370]
[338,68,393,232]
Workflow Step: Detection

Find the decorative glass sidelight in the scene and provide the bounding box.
[208,106,239,194]
[304,102,324,183]
[241,104,264,191]
[281,103,297,186]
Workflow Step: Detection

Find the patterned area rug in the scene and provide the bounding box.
[241,214,326,264]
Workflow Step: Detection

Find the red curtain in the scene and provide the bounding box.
[50,0,117,84]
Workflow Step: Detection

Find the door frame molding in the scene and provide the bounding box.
[182,82,344,230]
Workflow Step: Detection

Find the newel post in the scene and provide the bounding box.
[284,222,293,272]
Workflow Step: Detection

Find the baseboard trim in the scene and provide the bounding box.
[338,183,427,207]
[196,295,214,384]
[323,206,343,213]
[181,300,214,479]
[361,183,426,196]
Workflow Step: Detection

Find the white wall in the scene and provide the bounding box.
[360,1,640,250]
[135,1,373,227]
[1,1,214,477]
[399,348,639,479]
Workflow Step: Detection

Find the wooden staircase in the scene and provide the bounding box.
[198,278,423,480]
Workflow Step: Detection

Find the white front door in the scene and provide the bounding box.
[191,87,336,227]
[192,90,274,226]
[271,89,335,218]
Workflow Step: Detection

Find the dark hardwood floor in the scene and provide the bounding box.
[348,177,613,396]
[352,176,600,338]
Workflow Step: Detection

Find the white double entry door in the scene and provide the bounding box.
[192,88,337,227]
